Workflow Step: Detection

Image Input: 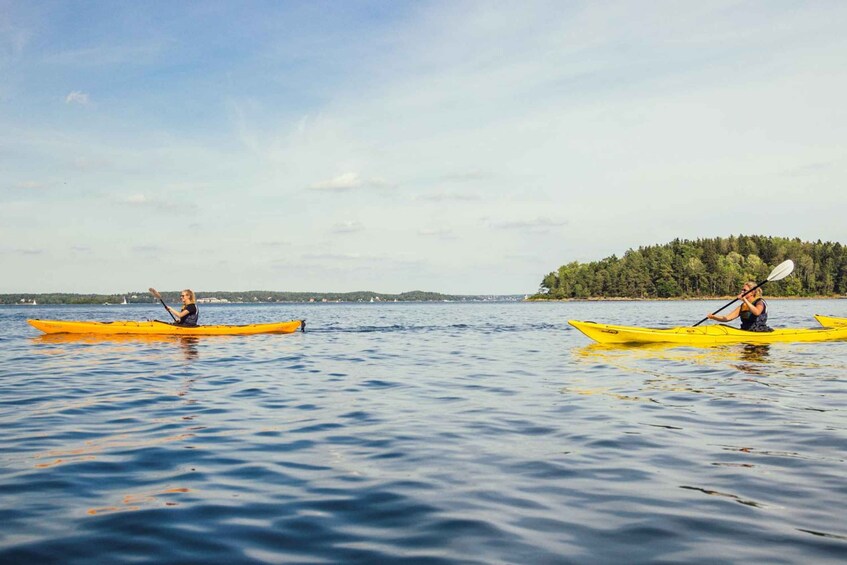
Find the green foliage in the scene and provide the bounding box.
[534,235,847,299]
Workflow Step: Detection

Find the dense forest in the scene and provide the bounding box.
[534,235,847,299]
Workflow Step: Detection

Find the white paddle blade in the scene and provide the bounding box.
[767,259,794,282]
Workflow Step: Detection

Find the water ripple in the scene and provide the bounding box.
[1,301,846,562]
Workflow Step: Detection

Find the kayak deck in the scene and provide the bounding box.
[568,319,847,345]
[815,314,847,328]
[28,319,305,336]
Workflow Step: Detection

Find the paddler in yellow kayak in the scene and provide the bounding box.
[706,281,772,331]
[165,289,199,326]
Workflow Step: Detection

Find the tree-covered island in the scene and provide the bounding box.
[533,235,847,299]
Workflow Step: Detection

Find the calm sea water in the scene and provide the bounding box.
[0,300,845,563]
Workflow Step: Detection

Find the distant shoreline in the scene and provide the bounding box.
[2,295,843,306]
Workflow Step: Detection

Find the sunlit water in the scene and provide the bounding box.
[1,300,845,563]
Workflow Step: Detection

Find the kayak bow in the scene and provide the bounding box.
[28,319,304,336]
[568,319,847,345]
[814,314,847,328]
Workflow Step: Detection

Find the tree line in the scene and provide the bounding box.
[0,290,502,305]
[534,235,847,299]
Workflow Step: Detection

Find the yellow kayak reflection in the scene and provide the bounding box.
[33,332,201,360]
[574,341,770,361]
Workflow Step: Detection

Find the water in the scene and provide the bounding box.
[0,300,845,563]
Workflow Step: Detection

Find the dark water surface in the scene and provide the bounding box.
[1,300,845,563]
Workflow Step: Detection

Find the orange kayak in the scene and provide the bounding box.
[28,319,305,335]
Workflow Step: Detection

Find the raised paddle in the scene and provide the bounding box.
[694,259,795,326]
[149,287,178,322]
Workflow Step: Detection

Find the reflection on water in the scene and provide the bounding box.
[3,301,847,563]
[740,343,770,362]
[732,344,770,376]
[573,341,774,370]
[33,333,201,361]
[178,337,199,360]
[569,341,781,399]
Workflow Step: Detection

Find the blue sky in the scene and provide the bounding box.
[2,1,846,294]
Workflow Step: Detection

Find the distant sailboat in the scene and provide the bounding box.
[121,296,128,305]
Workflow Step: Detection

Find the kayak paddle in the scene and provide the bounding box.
[149,287,178,322]
[694,259,794,326]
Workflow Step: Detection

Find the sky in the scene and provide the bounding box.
[1,1,846,294]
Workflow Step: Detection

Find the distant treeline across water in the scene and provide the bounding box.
[535,235,847,299]
[0,290,519,306]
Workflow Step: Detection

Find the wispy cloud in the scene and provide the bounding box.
[12,180,47,190]
[300,252,419,267]
[65,90,89,105]
[308,172,395,192]
[11,248,44,255]
[124,193,148,205]
[331,221,365,234]
[116,193,192,213]
[418,191,481,202]
[45,41,166,67]
[785,161,835,177]
[418,227,456,239]
[490,217,568,231]
[0,13,30,56]
[302,252,368,261]
[439,171,492,182]
[131,245,164,254]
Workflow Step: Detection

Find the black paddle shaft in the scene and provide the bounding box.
[159,298,178,322]
[150,288,178,322]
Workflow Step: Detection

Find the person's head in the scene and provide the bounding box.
[742,281,762,299]
[181,289,196,303]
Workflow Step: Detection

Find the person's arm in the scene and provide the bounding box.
[741,296,764,316]
[167,305,189,321]
[707,305,742,323]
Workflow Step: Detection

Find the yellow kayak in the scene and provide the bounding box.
[28,319,305,336]
[568,319,847,345]
[815,314,847,328]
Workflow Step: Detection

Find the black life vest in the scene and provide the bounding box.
[740,298,770,332]
[178,303,199,326]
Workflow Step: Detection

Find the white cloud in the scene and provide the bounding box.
[308,172,395,191]
[124,193,148,205]
[331,221,364,234]
[65,90,89,105]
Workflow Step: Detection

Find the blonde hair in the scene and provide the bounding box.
[182,289,196,302]
[744,282,762,299]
